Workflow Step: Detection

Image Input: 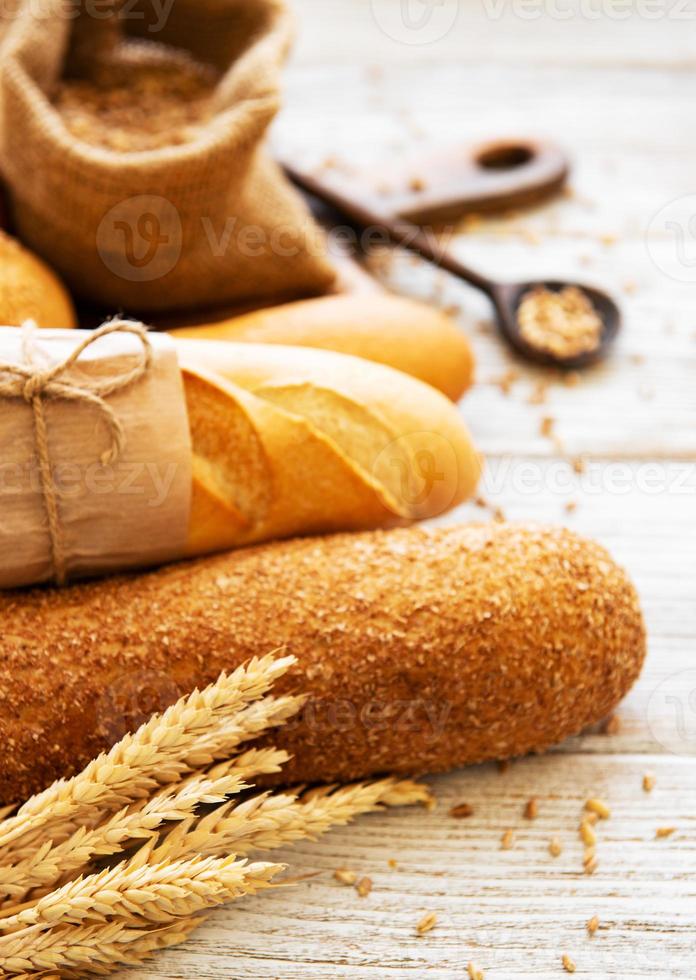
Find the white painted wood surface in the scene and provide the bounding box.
[125,2,696,975]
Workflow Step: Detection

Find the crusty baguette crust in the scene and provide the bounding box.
[169,294,475,400]
[0,523,645,805]
[179,345,482,553]
[183,367,406,555]
[0,230,76,328]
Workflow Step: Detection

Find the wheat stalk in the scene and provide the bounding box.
[3,692,301,873]
[153,777,433,862]
[0,747,288,905]
[0,655,300,856]
[0,776,430,970]
[0,915,204,976]
[0,844,282,937]
[0,649,432,974]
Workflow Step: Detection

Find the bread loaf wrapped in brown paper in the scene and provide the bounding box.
[170,294,475,400]
[0,523,645,804]
[0,327,480,582]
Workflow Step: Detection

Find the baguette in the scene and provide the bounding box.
[0,230,76,328]
[177,341,481,555]
[169,294,474,400]
[0,523,645,805]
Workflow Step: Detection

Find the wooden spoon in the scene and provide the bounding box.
[345,138,571,224]
[282,156,621,370]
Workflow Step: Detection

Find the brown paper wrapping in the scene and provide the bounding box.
[0,326,192,588]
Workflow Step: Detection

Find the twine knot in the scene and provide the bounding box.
[22,372,47,403]
[0,320,153,585]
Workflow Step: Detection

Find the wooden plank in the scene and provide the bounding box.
[280,63,696,159]
[117,6,696,977]
[291,0,696,68]
[274,57,696,457]
[122,755,696,979]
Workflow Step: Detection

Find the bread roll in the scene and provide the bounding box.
[169,294,474,400]
[178,342,481,555]
[0,523,645,805]
[0,230,76,328]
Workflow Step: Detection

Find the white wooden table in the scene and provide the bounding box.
[127,2,696,975]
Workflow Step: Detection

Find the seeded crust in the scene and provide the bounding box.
[0,523,646,805]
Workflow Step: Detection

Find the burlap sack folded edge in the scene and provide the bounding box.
[0,0,337,313]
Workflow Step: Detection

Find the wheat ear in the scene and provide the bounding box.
[0,654,299,855]
[182,693,302,768]
[0,916,204,976]
[4,690,302,872]
[0,844,282,937]
[153,777,432,862]
[0,747,288,905]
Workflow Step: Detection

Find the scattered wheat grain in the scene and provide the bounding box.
[579,820,597,847]
[450,803,474,819]
[585,799,610,820]
[524,798,538,820]
[356,876,372,898]
[416,911,437,935]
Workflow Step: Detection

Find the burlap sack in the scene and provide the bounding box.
[0,0,336,313]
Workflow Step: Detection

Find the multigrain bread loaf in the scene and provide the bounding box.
[0,523,645,805]
[0,230,76,328]
[170,294,474,400]
[177,342,481,555]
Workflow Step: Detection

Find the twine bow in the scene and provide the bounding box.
[0,320,153,585]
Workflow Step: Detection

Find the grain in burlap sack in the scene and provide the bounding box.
[0,0,336,313]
